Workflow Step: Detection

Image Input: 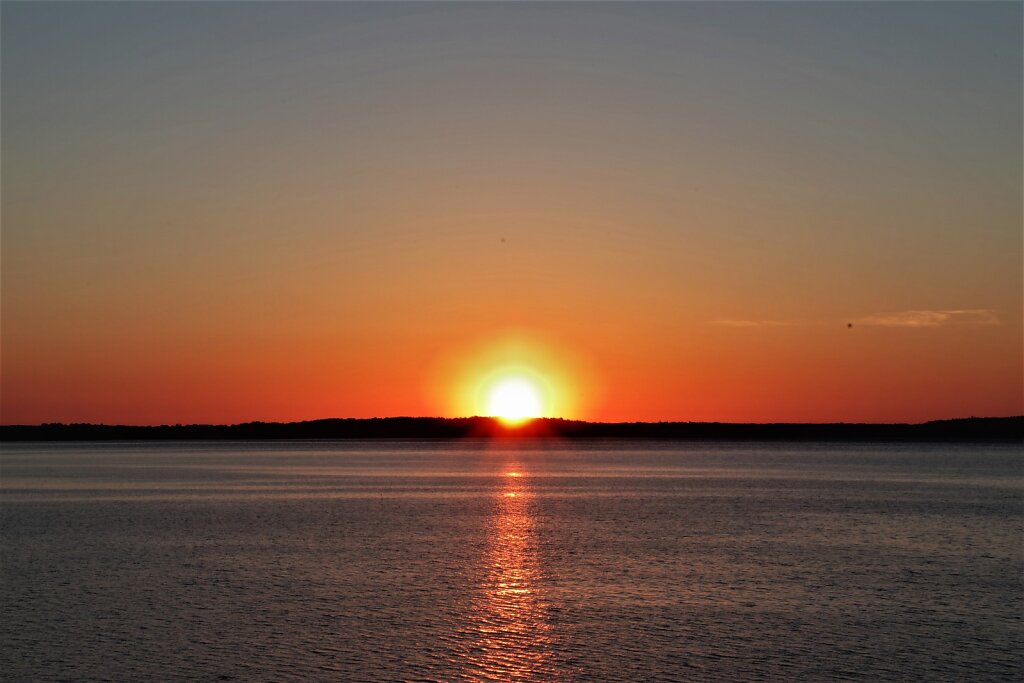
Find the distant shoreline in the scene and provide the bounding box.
[1,416,1020,442]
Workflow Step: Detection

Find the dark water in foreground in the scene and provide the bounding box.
[1,441,1021,682]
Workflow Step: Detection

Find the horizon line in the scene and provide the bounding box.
[4,415,1022,429]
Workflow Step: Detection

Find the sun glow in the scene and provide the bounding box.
[432,331,601,421]
[486,378,542,424]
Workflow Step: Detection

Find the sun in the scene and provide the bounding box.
[434,331,600,422]
[485,377,542,424]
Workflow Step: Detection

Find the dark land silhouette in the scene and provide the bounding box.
[1,416,1020,442]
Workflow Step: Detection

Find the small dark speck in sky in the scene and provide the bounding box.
[847,323,853,328]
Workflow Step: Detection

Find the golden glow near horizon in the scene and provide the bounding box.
[434,331,598,422]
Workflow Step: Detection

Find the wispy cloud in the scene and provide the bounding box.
[710,309,1002,329]
[855,309,1001,328]
[708,319,799,328]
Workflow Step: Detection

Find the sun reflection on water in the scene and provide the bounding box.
[462,467,562,681]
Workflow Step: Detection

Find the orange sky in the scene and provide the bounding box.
[2,3,1021,425]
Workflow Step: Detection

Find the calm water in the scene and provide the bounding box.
[1,440,1021,681]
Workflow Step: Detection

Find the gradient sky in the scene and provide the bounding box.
[2,1,1021,425]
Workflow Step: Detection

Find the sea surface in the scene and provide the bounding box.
[1,440,1021,682]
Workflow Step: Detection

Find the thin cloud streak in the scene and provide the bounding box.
[855,309,1002,328]
[710,309,1002,329]
[708,319,794,328]
[709,319,826,328]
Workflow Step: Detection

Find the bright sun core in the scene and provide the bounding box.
[485,378,542,424]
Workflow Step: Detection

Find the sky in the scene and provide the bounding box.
[2,1,1021,425]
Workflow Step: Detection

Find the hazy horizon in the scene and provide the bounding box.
[4,413,1022,430]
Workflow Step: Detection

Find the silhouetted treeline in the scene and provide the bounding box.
[1,416,1021,442]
